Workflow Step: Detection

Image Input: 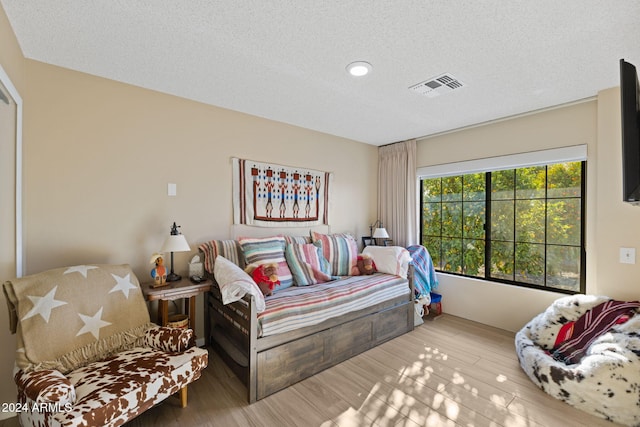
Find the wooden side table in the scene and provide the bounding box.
[142,277,212,338]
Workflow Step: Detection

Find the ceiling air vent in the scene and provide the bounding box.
[409,73,465,98]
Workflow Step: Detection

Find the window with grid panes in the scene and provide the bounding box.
[420,161,585,293]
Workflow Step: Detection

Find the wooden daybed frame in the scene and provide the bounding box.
[204,266,415,402]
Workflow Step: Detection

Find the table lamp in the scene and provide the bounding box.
[369,220,390,246]
[161,222,191,282]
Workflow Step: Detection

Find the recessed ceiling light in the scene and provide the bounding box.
[346,61,372,77]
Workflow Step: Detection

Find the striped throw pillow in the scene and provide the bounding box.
[284,235,312,245]
[311,232,359,276]
[199,239,245,274]
[285,243,332,286]
[238,236,293,291]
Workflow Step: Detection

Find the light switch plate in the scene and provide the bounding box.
[620,247,636,264]
[168,183,177,196]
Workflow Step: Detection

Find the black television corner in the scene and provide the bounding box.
[620,58,640,205]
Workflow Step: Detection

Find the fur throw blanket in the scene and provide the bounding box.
[515,294,640,426]
[3,264,154,373]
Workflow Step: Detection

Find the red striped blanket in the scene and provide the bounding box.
[257,273,410,337]
[551,299,640,364]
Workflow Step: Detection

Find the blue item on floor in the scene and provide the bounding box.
[429,292,442,316]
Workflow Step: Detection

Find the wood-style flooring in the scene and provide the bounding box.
[2,314,621,427]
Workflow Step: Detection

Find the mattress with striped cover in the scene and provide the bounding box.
[257,273,410,337]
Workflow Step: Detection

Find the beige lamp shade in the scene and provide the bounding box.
[373,227,389,239]
[161,234,191,253]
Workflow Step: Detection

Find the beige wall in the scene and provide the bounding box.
[23,60,378,274]
[417,92,640,332]
[0,5,24,417]
[594,87,640,300]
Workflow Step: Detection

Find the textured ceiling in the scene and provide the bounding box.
[2,1,640,145]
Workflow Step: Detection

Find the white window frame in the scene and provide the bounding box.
[417,145,587,179]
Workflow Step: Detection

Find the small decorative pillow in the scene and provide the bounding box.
[238,236,293,291]
[285,243,332,286]
[311,232,359,276]
[213,255,266,312]
[15,369,76,406]
[143,325,193,353]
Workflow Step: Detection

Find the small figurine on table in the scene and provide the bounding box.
[150,252,168,287]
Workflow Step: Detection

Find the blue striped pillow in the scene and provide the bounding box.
[285,243,332,286]
[238,236,293,291]
[311,232,359,276]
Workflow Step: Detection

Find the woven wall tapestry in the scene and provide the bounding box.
[233,158,331,227]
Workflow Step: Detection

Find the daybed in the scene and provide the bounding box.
[3,264,208,427]
[199,231,417,402]
[515,294,640,426]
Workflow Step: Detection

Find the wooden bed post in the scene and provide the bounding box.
[248,295,259,403]
[204,286,211,346]
[407,264,416,330]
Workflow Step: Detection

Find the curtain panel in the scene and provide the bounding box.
[377,139,417,247]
